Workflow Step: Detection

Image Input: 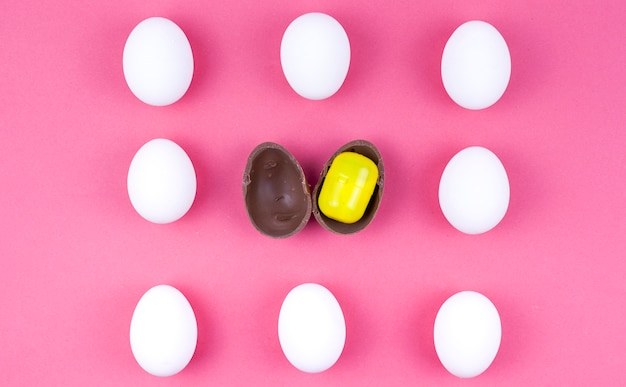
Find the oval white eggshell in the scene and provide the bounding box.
[127,138,197,224]
[441,20,511,110]
[280,12,351,100]
[434,291,502,378]
[130,285,198,377]
[123,17,194,106]
[438,146,510,234]
[278,283,346,373]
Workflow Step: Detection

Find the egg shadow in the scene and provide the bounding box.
[328,11,385,102]
[330,284,373,370]
[171,136,213,222]
[156,11,217,105]
[486,290,530,376]
[172,283,219,374]
[491,144,546,234]
[496,19,555,109]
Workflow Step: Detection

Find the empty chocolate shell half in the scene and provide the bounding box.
[243,142,312,238]
[312,140,384,235]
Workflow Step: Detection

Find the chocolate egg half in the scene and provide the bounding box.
[243,142,312,238]
[312,140,384,234]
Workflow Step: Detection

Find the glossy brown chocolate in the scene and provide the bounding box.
[312,140,384,235]
[243,142,311,238]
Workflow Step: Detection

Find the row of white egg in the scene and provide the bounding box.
[127,138,510,234]
[123,14,511,109]
[130,284,501,378]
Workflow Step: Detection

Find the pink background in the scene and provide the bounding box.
[2,0,625,385]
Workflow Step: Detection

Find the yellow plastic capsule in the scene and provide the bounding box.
[318,152,379,224]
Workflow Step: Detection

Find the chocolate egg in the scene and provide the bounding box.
[312,140,384,234]
[243,142,312,238]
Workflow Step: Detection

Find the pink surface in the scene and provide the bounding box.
[1,0,625,385]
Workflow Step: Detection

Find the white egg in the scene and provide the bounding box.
[278,283,346,373]
[434,291,502,378]
[127,138,197,224]
[441,20,511,110]
[123,17,194,106]
[280,12,351,100]
[130,285,198,377]
[438,146,510,234]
